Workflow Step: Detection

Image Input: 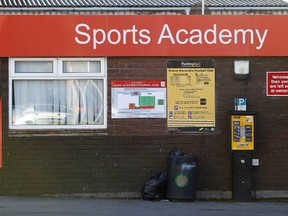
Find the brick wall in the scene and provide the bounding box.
[0,57,287,196]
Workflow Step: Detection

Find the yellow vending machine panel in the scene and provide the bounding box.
[230,112,255,151]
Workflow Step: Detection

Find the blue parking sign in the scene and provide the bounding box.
[234,97,247,111]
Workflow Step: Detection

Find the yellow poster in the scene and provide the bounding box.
[167,60,215,132]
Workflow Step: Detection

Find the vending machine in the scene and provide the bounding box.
[230,111,255,151]
[229,111,256,201]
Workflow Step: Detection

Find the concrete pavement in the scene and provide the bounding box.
[0,196,288,216]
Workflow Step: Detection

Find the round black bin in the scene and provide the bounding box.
[166,152,197,201]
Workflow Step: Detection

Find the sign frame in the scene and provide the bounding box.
[111,80,166,119]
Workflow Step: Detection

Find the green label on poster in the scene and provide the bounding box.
[139,96,155,106]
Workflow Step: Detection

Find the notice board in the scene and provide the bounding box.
[111,80,166,118]
[167,59,215,132]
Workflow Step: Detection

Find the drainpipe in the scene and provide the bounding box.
[202,0,205,15]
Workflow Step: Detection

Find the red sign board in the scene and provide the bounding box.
[267,72,288,96]
[0,15,288,57]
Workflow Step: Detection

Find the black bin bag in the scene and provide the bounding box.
[141,172,167,201]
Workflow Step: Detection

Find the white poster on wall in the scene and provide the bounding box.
[111,80,166,118]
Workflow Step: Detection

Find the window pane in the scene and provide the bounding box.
[12,80,104,126]
[63,61,101,73]
[15,61,53,73]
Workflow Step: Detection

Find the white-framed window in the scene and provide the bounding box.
[9,58,107,129]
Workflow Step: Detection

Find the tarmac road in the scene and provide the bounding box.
[0,196,288,216]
